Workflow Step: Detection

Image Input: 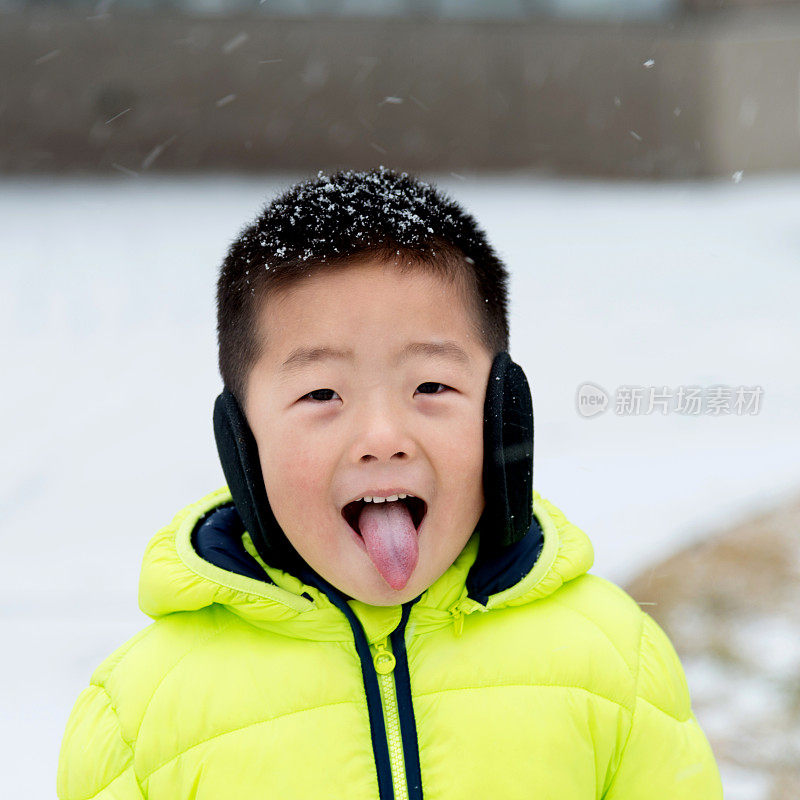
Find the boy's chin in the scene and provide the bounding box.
[338,571,427,606]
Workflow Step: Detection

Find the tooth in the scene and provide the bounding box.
[386,494,399,502]
[373,496,386,503]
[397,493,407,499]
[362,496,371,503]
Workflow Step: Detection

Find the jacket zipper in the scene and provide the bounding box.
[291,564,423,800]
[372,638,409,800]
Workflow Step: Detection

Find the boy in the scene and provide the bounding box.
[57,168,723,799]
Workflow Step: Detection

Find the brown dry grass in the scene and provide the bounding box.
[625,490,800,800]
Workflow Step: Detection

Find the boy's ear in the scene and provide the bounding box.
[479,351,534,553]
[212,389,308,574]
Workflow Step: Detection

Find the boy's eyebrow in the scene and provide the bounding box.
[279,340,471,373]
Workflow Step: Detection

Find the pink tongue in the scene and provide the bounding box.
[358,500,419,591]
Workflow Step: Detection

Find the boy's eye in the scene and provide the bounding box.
[416,382,449,395]
[302,388,340,403]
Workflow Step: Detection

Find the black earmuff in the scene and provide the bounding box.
[213,390,308,576]
[212,350,534,575]
[476,351,534,562]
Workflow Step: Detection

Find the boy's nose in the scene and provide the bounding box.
[352,402,415,464]
[360,449,408,464]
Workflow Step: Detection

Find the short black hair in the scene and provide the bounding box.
[216,167,510,408]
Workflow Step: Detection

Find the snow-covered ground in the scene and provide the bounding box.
[2,172,798,796]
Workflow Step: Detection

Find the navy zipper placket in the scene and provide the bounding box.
[389,604,423,798]
[298,567,423,800]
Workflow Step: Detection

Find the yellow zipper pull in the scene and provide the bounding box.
[373,638,396,674]
[449,602,466,637]
[449,597,489,637]
[453,610,465,637]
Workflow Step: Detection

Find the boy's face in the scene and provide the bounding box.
[244,259,493,606]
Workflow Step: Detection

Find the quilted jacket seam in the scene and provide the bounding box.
[72,764,133,800]
[601,610,646,797]
[551,597,637,681]
[635,619,691,722]
[637,694,691,724]
[414,682,635,715]
[81,683,146,800]
[140,698,358,782]
[95,625,156,686]
[135,618,236,743]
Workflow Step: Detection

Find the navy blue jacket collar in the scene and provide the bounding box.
[192,502,544,607]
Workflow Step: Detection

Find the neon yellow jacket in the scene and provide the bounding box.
[57,486,722,799]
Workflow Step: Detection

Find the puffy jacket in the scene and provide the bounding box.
[57,486,723,799]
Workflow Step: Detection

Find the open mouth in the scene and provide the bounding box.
[341,496,428,537]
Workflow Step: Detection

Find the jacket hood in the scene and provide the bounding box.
[139,486,594,644]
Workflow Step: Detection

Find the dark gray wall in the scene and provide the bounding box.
[3,8,800,176]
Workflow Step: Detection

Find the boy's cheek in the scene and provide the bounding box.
[448,427,484,466]
[264,452,325,500]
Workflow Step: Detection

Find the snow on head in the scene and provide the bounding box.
[245,166,488,269]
